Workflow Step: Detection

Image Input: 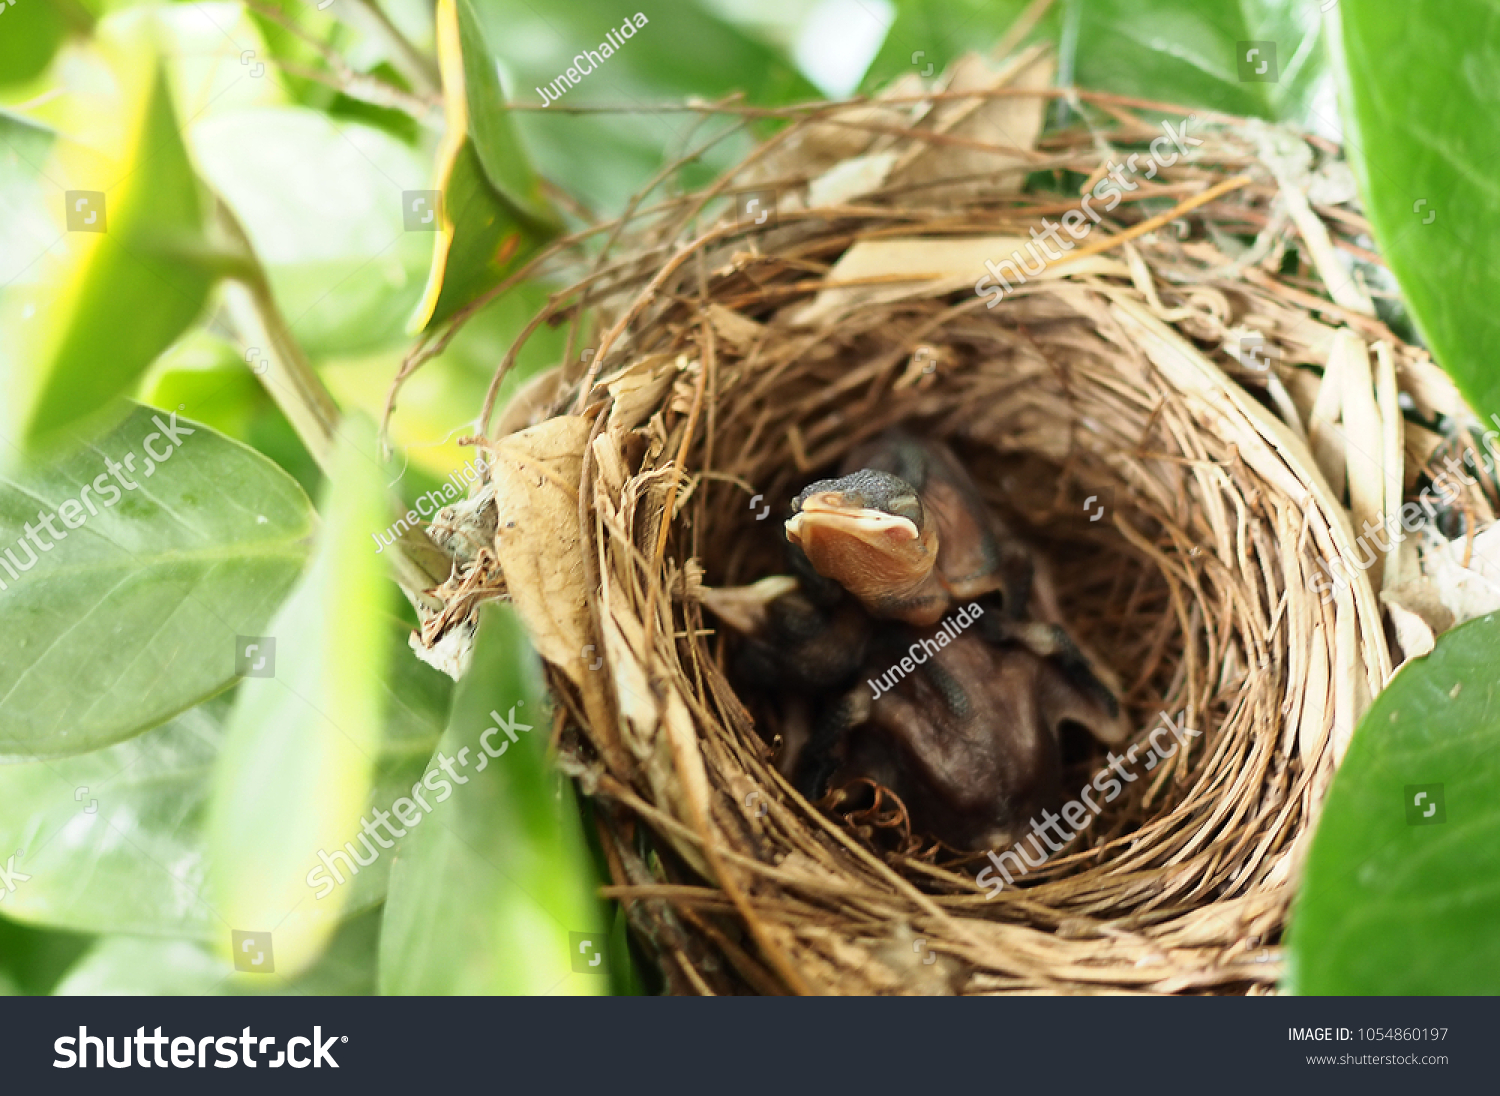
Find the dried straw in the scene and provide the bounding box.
[410,47,1472,994]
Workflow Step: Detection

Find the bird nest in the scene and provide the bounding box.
[407,47,1478,994]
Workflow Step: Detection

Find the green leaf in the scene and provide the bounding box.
[452,0,554,224]
[140,331,322,500]
[408,0,559,332]
[1334,0,1499,419]
[0,915,92,996]
[0,110,56,288]
[0,404,315,759]
[0,698,228,938]
[244,0,345,110]
[0,108,54,191]
[0,0,71,89]
[1286,613,1500,994]
[4,55,217,450]
[53,906,384,995]
[476,0,814,111]
[0,622,449,939]
[206,414,393,978]
[378,603,607,995]
[866,0,1326,124]
[410,139,549,332]
[1071,0,1325,120]
[471,0,815,214]
[864,0,1043,90]
[190,107,434,357]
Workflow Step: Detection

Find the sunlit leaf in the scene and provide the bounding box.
[410,139,549,332]
[379,603,607,995]
[244,0,345,110]
[1334,0,1500,419]
[408,0,558,332]
[0,404,315,758]
[3,51,217,451]
[1286,613,1500,994]
[0,0,72,89]
[0,110,57,295]
[206,414,392,978]
[452,0,552,222]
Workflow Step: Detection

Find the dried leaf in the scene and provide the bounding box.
[489,416,593,688]
[888,47,1054,202]
[792,236,1126,326]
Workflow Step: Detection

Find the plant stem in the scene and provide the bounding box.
[349,0,440,96]
[214,199,446,608]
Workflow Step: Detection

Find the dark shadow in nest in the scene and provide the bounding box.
[706,428,1183,883]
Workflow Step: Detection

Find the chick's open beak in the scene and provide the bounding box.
[786,492,919,547]
[785,492,934,603]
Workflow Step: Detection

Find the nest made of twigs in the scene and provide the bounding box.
[409,46,1483,994]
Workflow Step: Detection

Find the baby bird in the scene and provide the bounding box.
[797,612,1125,850]
[706,429,1130,852]
[785,431,1033,626]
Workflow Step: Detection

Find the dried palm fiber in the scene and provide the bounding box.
[402,45,1488,995]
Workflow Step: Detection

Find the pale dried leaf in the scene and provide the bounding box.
[606,355,678,434]
[808,151,899,208]
[489,417,593,688]
[792,236,1127,326]
[704,304,766,352]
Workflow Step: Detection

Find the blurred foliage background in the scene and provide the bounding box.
[0,0,1494,994]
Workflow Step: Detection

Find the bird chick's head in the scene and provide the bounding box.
[785,470,940,616]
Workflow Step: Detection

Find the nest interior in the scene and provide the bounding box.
[414,50,1475,995]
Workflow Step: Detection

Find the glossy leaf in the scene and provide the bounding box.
[379,603,607,995]
[4,54,216,451]
[1071,0,1325,120]
[866,0,1326,123]
[206,415,393,978]
[410,139,549,332]
[0,623,449,939]
[0,405,315,758]
[452,0,553,223]
[0,698,228,938]
[1286,613,1500,994]
[1334,0,1500,419]
[409,0,558,332]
